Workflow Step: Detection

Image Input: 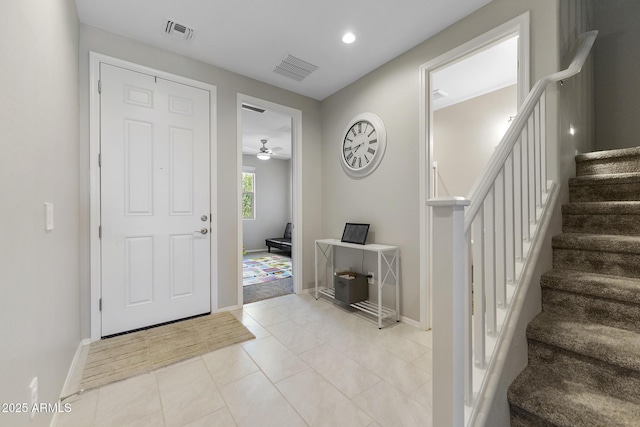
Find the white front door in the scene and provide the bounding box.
[100,63,211,336]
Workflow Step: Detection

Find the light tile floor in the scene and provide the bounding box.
[55,293,433,427]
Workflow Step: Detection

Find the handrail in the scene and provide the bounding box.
[465,29,598,426]
[464,30,598,231]
[427,29,598,427]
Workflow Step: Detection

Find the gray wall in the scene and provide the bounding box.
[242,155,292,251]
[593,0,640,150]
[434,85,518,198]
[79,25,323,337]
[321,0,562,325]
[0,0,80,426]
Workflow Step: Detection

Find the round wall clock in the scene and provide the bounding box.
[340,112,387,178]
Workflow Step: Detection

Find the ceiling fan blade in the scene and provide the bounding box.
[244,147,259,153]
[271,146,284,152]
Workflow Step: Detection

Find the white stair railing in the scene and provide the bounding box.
[427,30,597,427]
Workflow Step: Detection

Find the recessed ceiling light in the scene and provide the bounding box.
[342,32,356,44]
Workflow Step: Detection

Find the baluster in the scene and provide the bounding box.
[520,125,529,242]
[465,231,473,405]
[534,101,542,210]
[472,215,486,368]
[523,122,531,241]
[485,190,497,336]
[521,123,531,243]
[540,93,547,196]
[528,114,536,225]
[505,151,516,284]
[514,139,523,261]
[495,168,507,307]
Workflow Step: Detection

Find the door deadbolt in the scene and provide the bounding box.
[201,215,208,221]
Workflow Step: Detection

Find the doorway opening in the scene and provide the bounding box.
[236,95,302,305]
[432,35,520,199]
[419,13,530,330]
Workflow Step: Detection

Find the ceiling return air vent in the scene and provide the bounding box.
[273,54,319,81]
[241,104,266,113]
[164,18,196,41]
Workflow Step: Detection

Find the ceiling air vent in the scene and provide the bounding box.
[242,104,266,113]
[164,18,196,41]
[273,54,319,81]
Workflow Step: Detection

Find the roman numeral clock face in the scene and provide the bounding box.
[340,113,387,178]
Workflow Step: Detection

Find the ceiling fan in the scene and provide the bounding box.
[255,139,282,160]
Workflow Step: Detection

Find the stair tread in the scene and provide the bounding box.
[542,269,640,304]
[570,172,640,186]
[563,201,640,214]
[576,146,640,162]
[553,233,640,253]
[509,354,640,427]
[510,147,640,424]
[528,310,640,372]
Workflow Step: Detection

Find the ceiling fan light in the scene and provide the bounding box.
[257,152,270,160]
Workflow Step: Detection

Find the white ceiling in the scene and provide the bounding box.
[242,107,292,160]
[75,0,492,101]
[433,35,518,110]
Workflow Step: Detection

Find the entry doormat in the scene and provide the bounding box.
[80,312,255,391]
[243,254,292,286]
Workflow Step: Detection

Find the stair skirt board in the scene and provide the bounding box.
[508,146,640,426]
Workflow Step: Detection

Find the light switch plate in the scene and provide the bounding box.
[45,203,54,231]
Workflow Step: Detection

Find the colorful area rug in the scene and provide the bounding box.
[242,254,292,286]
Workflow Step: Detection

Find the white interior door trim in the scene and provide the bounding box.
[418,12,530,330]
[236,94,303,305]
[89,52,218,342]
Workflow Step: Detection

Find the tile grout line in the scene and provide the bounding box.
[152,372,168,427]
[200,354,242,427]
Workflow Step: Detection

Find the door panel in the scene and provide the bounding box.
[169,127,195,214]
[170,235,195,297]
[100,63,211,336]
[125,120,154,215]
[125,236,154,305]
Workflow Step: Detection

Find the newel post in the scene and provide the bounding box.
[427,196,470,427]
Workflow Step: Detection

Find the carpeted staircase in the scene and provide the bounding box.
[508,147,640,426]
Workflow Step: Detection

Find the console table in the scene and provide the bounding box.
[314,239,400,328]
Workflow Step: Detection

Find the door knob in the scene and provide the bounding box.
[196,228,208,235]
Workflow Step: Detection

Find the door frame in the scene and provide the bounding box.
[89,52,218,341]
[236,94,303,304]
[418,12,530,330]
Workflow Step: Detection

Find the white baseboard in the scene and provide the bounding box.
[51,338,90,426]
[245,248,268,253]
[217,304,242,312]
[401,316,422,329]
[60,338,90,398]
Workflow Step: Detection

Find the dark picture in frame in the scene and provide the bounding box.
[341,223,370,245]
